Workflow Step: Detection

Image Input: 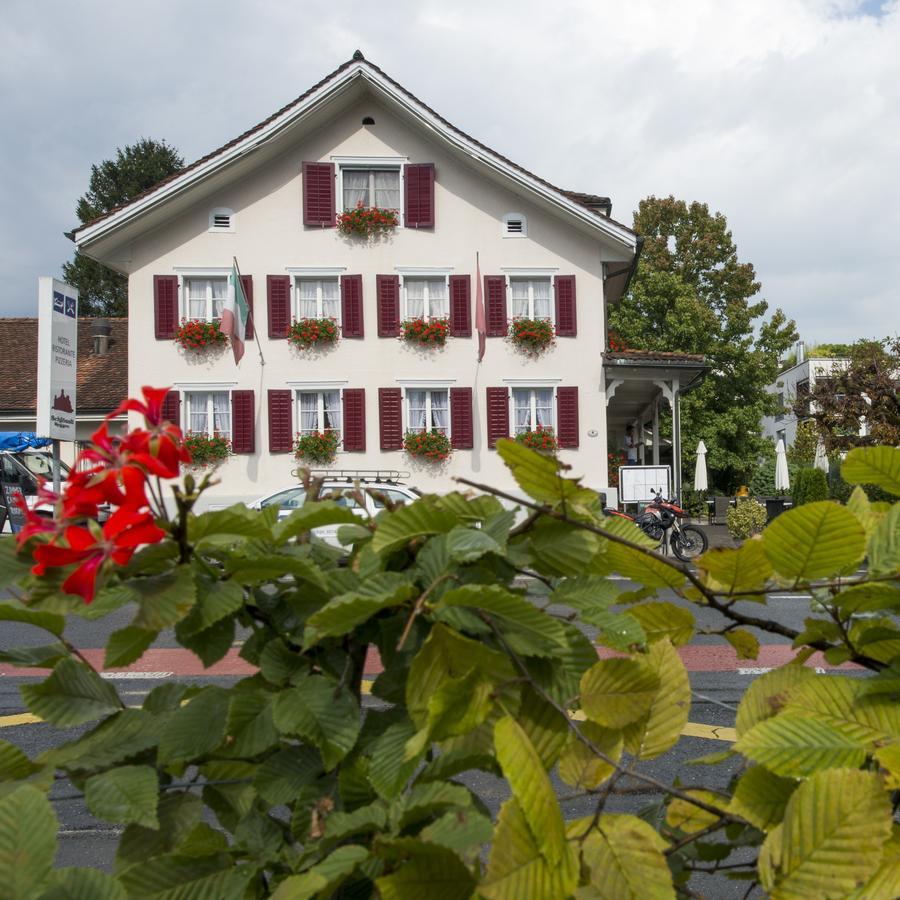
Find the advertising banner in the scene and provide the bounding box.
[36,277,78,441]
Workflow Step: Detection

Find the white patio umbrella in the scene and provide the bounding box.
[813,441,828,472]
[775,438,790,492]
[693,440,708,492]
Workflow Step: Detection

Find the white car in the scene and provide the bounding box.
[250,472,421,547]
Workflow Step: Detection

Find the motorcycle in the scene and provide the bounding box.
[604,489,709,562]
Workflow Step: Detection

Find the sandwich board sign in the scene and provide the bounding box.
[36,277,78,441]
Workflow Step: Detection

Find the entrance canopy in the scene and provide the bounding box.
[604,350,707,498]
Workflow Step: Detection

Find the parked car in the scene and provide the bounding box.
[0,443,72,532]
[249,470,421,547]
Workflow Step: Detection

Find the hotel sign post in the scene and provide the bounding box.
[36,277,78,494]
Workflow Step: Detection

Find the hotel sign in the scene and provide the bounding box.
[36,277,78,441]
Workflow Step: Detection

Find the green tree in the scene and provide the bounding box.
[608,196,798,492]
[62,139,183,316]
[789,419,819,467]
[802,337,900,452]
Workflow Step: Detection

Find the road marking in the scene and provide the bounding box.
[100,672,173,679]
[737,666,826,676]
[682,722,737,742]
[0,712,42,728]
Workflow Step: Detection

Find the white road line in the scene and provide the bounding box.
[100,672,173,679]
[737,666,826,676]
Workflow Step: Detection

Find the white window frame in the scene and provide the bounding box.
[510,385,557,435]
[401,385,451,438]
[502,268,558,324]
[332,155,407,224]
[208,207,235,233]
[173,267,230,322]
[502,212,527,238]
[294,387,344,441]
[180,386,234,439]
[399,271,451,321]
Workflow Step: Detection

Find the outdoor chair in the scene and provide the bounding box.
[709,495,731,525]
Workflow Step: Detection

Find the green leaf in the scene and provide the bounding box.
[0,785,58,900]
[272,846,369,900]
[445,525,502,562]
[761,769,891,898]
[628,602,695,646]
[370,498,459,554]
[577,813,675,900]
[188,502,276,543]
[84,765,159,828]
[697,539,772,593]
[175,614,235,668]
[304,582,415,645]
[735,664,816,737]
[735,714,868,776]
[41,867,127,900]
[558,722,622,790]
[834,583,900,615]
[0,643,68,669]
[420,807,494,856]
[0,739,39,782]
[0,539,34,591]
[516,687,569,770]
[847,485,882,540]
[258,638,307,686]
[115,791,202,871]
[846,824,900,900]
[225,553,328,591]
[622,640,691,760]
[157,686,229,764]
[481,798,578,899]
[117,855,252,900]
[104,626,157,669]
[868,503,900,577]
[494,715,566,866]
[496,438,581,504]
[583,609,647,653]
[376,846,475,900]
[729,766,797,831]
[763,501,866,580]
[20,658,121,727]
[0,600,64,635]
[841,445,900,495]
[665,789,723,833]
[273,676,360,770]
[527,518,602,577]
[369,719,422,800]
[272,500,361,543]
[177,577,244,636]
[580,658,660,728]
[600,518,686,589]
[253,746,321,806]
[129,567,197,630]
[724,629,760,659]
[323,801,387,841]
[393,781,473,831]
[224,688,279,757]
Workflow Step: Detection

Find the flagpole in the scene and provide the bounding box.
[233,257,265,366]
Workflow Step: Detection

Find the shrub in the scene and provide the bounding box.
[679,485,707,518]
[293,430,339,465]
[174,319,227,351]
[403,429,451,462]
[793,467,829,506]
[514,425,558,454]
[749,457,798,496]
[183,431,230,466]
[287,317,339,350]
[336,203,399,236]
[400,317,450,347]
[788,420,819,467]
[727,497,767,539]
[508,317,555,354]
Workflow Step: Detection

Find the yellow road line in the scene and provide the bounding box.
[0,712,42,728]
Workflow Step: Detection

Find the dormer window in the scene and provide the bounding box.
[209,208,234,233]
[342,168,400,211]
[502,213,527,238]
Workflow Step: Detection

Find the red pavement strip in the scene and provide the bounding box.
[0,644,855,679]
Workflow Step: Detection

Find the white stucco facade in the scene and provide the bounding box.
[75,57,638,509]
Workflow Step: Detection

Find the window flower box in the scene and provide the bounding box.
[184,432,231,467]
[287,318,340,350]
[293,430,339,465]
[400,317,450,347]
[403,430,451,462]
[175,319,227,351]
[509,318,555,355]
[336,203,399,237]
[515,425,558,454]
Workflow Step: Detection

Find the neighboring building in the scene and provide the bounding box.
[762,341,850,447]
[0,317,128,465]
[71,52,701,509]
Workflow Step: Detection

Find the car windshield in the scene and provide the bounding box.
[260,488,306,510]
[368,488,416,509]
[17,454,71,479]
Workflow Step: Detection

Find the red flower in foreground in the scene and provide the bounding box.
[31,507,166,603]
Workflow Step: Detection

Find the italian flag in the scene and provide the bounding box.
[222,264,250,364]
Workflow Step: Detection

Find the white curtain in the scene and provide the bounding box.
[322,280,340,320]
[373,170,400,209]
[299,393,319,434]
[188,392,209,434]
[513,390,531,434]
[343,171,368,209]
[534,389,553,428]
[323,391,342,439]
[212,392,230,438]
[298,281,318,318]
[211,279,227,320]
[431,391,448,434]
[532,280,552,319]
[406,280,425,319]
[407,390,427,432]
[188,279,207,320]
[427,279,448,319]
[510,280,529,318]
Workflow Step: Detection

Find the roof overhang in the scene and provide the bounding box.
[73,58,638,266]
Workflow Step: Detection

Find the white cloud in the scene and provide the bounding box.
[0,0,897,343]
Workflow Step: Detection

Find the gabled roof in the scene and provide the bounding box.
[72,52,637,251]
[0,318,128,414]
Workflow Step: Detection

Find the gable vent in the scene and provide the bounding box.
[209,207,235,232]
[502,213,527,238]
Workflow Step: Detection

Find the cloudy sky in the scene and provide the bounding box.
[1,0,897,343]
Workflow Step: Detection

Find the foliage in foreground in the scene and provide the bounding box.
[1,394,899,898]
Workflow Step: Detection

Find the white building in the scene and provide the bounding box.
[71,53,701,509]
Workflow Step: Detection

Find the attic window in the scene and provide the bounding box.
[502,213,527,238]
[362,116,375,125]
[209,208,235,233]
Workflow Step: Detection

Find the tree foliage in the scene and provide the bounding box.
[608,196,798,491]
[2,401,899,897]
[62,138,183,316]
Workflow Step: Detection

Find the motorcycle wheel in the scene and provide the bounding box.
[670,524,709,562]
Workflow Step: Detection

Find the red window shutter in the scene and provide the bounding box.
[404,163,435,228]
[241,275,254,340]
[340,274,364,338]
[268,389,293,453]
[302,161,335,227]
[154,275,178,340]
[555,275,577,337]
[379,388,403,450]
[486,387,509,448]
[267,275,290,339]
[557,386,579,448]
[376,275,400,337]
[161,389,180,426]
[342,388,366,451]
[450,387,473,449]
[485,276,507,337]
[231,390,255,454]
[449,275,471,337]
